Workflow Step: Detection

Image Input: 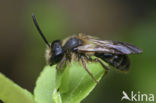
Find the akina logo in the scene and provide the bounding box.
[121,91,154,102]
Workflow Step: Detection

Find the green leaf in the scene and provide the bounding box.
[34,66,56,103]
[34,61,105,103]
[52,89,62,103]
[59,62,105,103]
[0,73,35,103]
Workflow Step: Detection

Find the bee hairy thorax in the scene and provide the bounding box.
[95,53,130,71]
[63,37,84,60]
[63,37,83,51]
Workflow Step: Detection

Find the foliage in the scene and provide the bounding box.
[0,62,105,103]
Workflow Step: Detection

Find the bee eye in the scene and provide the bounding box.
[50,40,64,65]
[51,40,63,55]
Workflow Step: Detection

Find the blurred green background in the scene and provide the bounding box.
[0,0,156,103]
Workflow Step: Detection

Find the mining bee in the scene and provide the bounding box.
[32,14,142,83]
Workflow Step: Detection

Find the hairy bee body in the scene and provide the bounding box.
[32,14,142,83]
[45,33,141,71]
[60,34,131,71]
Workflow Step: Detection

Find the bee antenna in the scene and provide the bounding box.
[32,13,50,47]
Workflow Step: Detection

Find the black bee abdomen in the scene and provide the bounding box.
[63,37,83,51]
[95,53,130,71]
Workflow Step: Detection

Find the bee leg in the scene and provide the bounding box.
[96,58,110,70]
[91,58,110,75]
[80,56,98,83]
[56,57,67,70]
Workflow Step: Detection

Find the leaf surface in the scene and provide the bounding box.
[0,73,35,103]
[34,62,105,103]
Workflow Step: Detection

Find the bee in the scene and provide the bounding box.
[32,14,142,83]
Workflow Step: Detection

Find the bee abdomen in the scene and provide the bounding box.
[95,53,130,71]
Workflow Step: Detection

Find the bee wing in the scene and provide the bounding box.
[78,39,142,54]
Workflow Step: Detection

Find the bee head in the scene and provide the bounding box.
[49,40,64,65]
[45,40,64,65]
[32,14,64,66]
